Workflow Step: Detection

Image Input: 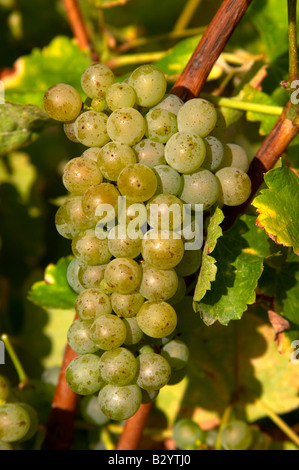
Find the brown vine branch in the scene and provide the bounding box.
[116,403,153,450]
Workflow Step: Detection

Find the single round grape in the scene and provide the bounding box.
[99,347,138,386]
[55,196,95,239]
[151,94,184,115]
[98,384,142,421]
[117,163,158,203]
[75,288,112,321]
[136,352,171,391]
[145,108,178,144]
[80,394,110,426]
[111,291,144,318]
[108,225,142,259]
[141,229,184,269]
[64,120,80,142]
[221,143,250,172]
[139,264,178,302]
[173,419,204,450]
[81,147,101,162]
[153,164,183,196]
[75,111,110,147]
[165,132,206,174]
[91,96,107,112]
[81,63,115,99]
[90,314,127,350]
[67,319,99,354]
[0,377,10,401]
[72,229,112,266]
[81,182,120,223]
[133,139,166,168]
[128,64,167,107]
[215,167,252,206]
[106,82,136,110]
[18,403,39,442]
[179,169,220,211]
[78,264,107,289]
[123,317,144,345]
[65,354,103,395]
[67,257,85,294]
[201,136,224,172]
[0,404,31,442]
[220,420,253,450]
[177,98,217,137]
[62,156,104,195]
[55,203,76,239]
[146,193,184,231]
[97,142,136,181]
[175,249,202,277]
[136,301,177,338]
[161,339,189,371]
[43,83,82,122]
[107,107,146,146]
[209,108,227,140]
[104,258,142,294]
[168,275,186,306]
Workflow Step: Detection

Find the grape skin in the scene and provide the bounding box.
[215,167,252,206]
[136,352,171,391]
[104,258,142,294]
[72,229,112,266]
[81,64,115,99]
[107,107,146,146]
[97,142,137,181]
[136,301,177,338]
[145,108,178,144]
[65,354,103,395]
[177,98,217,137]
[67,319,99,354]
[75,111,110,147]
[133,139,166,168]
[98,384,142,421]
[179,169,220,211]
[139,263,179,302]
[165,131,206,174]
[128,65,167,107]
[90,314,127,350]
[117,163,158,203]
[43,83,82,122]
[99,347,138,386]
[62,157,103,195]
[0,404,31,443]
[141,229,185,270]
[111,292,144,318]
[75,287,112,321]
[220,420,253,450]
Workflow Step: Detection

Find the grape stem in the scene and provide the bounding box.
[203,94,283,116]
[214,405,233,450]
[173,0,203,34]
[288,0,298,84]
[0,333,29,387]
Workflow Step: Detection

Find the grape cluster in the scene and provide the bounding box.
[43,63,252,422]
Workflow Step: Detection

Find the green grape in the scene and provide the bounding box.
[72,229,112,266]
[141,389,159,404]
[98,384,142,421]
[167,275,186,306]
[80,394,110,426]
[90,314,127,350]
[139,263,178,302]
[117,163,158,203]
[177,98,217,137]
[55,196,95,239]
[75,288,112,321]
[65,354,103,395]
[81,63,115,99]
[136,352,171,391]
[78,264,107,289]
[90,96,107,112]
[0,404,31,442]
[164,132,206,174]
[173,419,204,450]
[220,143,250,172]
[136,301,177,338]
[204,429,218,448]
[123,317,144,345]
[43,83,82,122]
[107,225,142,259]
[75,111,110,147]
[67,257,85,294]
[97,142,136,181]
[215,167,252,206]
[141,229,184,269]
[104,258,142,294]
[179,169,220,211]
[18,403,39,442]
[55,203,76,240]
[99,347,138,386]
[133,139,166,168]
[209,108,227,140]
[145,108,178,144]
[123,200,148,230]
[111,291,144,318]
[62,156,103,195]
[106,82,136,110]
[0,376,10,401]
[153,164,183,196]
[106,107,146,146]
[220,420,253,450]
[128,64,167,107]
[151,94,184,115]
[161,339,189,371]
[64,120,80,143]
[175,248,202,277]
[146,193,184,230]
[81,147,101,162]
[67,319,99,354]
[81,182,120,223]
[201,136,224,172]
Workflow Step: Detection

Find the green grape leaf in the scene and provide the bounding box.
[3,36,91,107]
[28,256,77,310]
[0,102,51,156]
[242,85,280,136]
[194,214,271,326]
[252,164,299,255]
[193,207,224,303]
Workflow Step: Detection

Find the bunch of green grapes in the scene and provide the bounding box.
[43,62,252,422]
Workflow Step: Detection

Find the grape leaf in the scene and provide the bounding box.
[252,164,299,255]
[193,207,224,303]
[194,214,270,326]
[28,256,77,309]
[0,102,51,156]
[242,85,280,136]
